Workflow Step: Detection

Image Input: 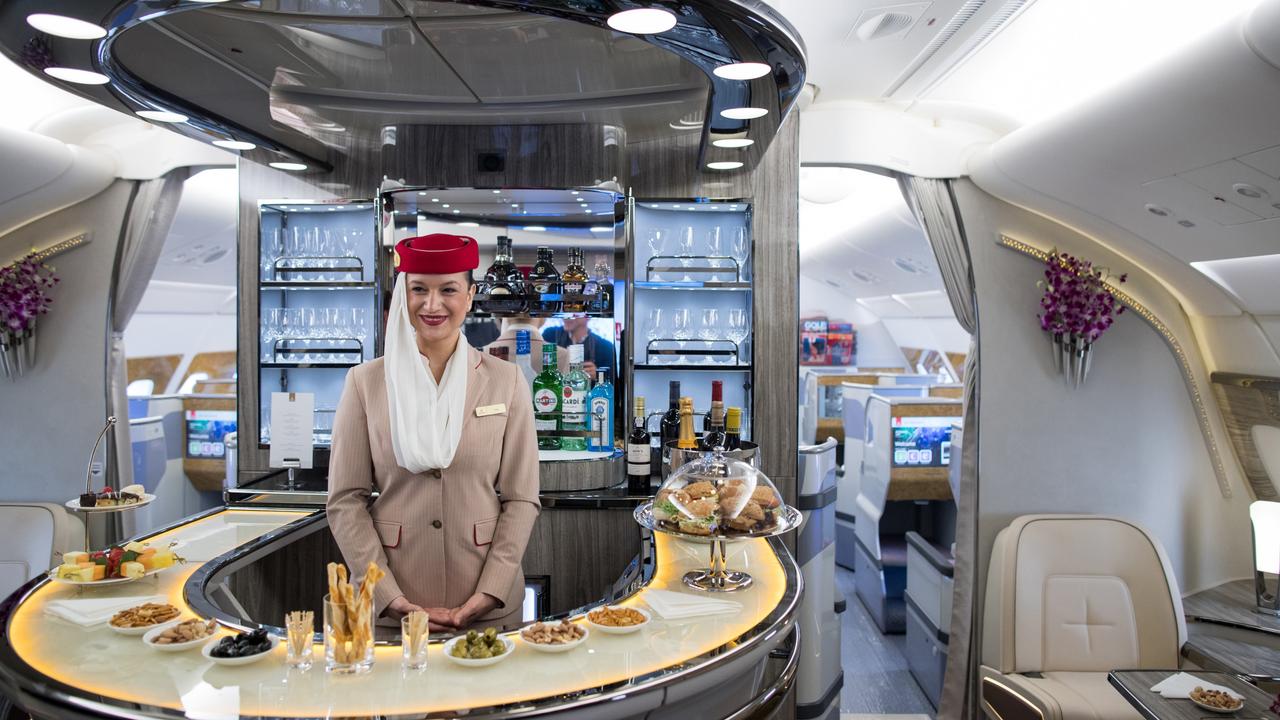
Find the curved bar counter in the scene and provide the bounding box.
[0,507,800,719]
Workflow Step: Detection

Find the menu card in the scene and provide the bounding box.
[269,392,315,469]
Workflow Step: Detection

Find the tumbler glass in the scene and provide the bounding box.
[324,593,374,674]
[284,611,314,671]
[401,611,430,671]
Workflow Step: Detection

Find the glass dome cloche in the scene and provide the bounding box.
[635,448,801,592]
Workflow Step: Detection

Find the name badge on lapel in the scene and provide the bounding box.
[475,403,506,417]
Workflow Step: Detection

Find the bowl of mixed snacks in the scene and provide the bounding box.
[1189,687,1245,714]
[519,619,588,653]
[144,618,217,652]
[584,606,650,635]
[107,602,181,635]
[444,628,513,667]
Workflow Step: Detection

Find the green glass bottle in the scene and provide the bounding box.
[533,344,562,450]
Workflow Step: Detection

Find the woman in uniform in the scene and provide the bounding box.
[328,233,540,632]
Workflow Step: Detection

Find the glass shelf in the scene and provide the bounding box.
[262,362,362,369]
[634,281,751,291]
[260,281,376,290]
[634,364,752,371]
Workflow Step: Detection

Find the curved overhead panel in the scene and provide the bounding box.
[0,0,805,176]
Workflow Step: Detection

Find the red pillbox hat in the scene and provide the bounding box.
[392,233,480,274]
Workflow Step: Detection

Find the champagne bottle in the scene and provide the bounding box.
[677,397,697,451]
[627,397,651,494]
[724,407,743,450]
[533,344,562,450]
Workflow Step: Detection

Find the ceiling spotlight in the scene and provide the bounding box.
[606,8,677,34]
[712,138,755,149]
[431,198,440,202]
[212,139,255,150]
[491,189,501,194]
[269,162,307,171]
[136,109,188,123]
[1144,204,1172,217]
[730,205,739,209]
[720,107,767,120]
[1233,183,1267,199]
[570,190,580,195]
[44,67,109,85]
[524,226,547,232]
[707,161,744,171]
[26,14,106,40]
[327,207,337,211]
[442,204,451,208]
[452,209,461,214]
[590,226,612,233]
[511,203,520,208]
[713,62,770,81]
[458,222,479,227]
[585,210,594,214]
[418,191,427,196]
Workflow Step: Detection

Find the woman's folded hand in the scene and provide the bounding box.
[449,592,500,628]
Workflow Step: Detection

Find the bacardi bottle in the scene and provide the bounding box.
[560,344,590,451]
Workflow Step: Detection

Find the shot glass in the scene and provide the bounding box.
[401,611,430,671]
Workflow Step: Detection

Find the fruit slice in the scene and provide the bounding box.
[91,565,106,581]
[124,541,147,554]
[120,561,145,580]
[150,550,175,569]
[75,567,95,582]
[55,564,80,579]
[63,551,88,565]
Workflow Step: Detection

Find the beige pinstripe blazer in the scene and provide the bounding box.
[327,344,541,623]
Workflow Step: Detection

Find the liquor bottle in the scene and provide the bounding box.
[627,397,651,494]
[533,344,562,451]
[676,397,697,451]
[528,246,562,315]
[513,329,537,386]
[659,380,681,466]
[561,247,589,312]
[587,369,614,452]
[702,379,724,433]
[560,344,591,451]
[700,382,727,451]
[724,407,743,450]
[478,235,526,314]
[591,254,613,313]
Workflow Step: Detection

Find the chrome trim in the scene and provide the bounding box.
[723,627,800,720]
[0,508,801,720]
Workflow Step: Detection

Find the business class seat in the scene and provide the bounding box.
[0,503,84,601]
[979,515,1186,720]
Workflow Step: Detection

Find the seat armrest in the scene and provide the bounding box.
[980,666,1057,720]
[905,531,954,577]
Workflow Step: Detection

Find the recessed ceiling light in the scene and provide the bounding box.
[524,226,547,232]
[442,204,451,208]
[491,189,501,194]
[1233,183,1267,199]
[26,14,106,40]
[707,161,744,171]
[570,190,580,195]
[673,205,682,209]
[590,226,612,233]
[730,205,739,210]
[327,207,337,211]
[453,209,461,214]
[431,198,439,202]
[713,138,755,149]
[511,203,520,208]
[418,191,427,196]
[585,210,594,214]
[458,222,479,227]
[212,139,255,150]
[720,107,768,120]
[1144,204,1172,217]
[269,162,308,171]
[606,7,677,34]
[713,62,770,81]
[44,67,109,85]
[136,109,188,123]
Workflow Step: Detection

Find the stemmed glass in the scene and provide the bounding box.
[261,227,284,280]
[672,308,691,350]
[727,309,748,364]
[678,227,695,280]
[730,227,750,281]
[262,308,282,362]
[699,308,720,363]
[646,229,667,281]
[705,227,724,281]
[646,308,664,364]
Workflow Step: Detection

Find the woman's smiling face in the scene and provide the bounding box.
[405,272,474,346]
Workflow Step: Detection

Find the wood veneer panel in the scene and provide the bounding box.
[126,354,182,392]
[521,507,641,614]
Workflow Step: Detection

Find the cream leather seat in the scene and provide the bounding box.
[980,515,1185,720]
[0,503,84,602]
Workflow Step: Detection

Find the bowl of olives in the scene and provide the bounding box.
[443,627,514,668]
[202,628,279,666]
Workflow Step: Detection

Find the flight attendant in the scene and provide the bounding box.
[328,233,540,632]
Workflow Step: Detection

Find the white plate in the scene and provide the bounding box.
[64,494,156,513]
[583,606,651,635]
[51,565,167,588]
[108,616,180,636]
[519,623,589,653]
[201,635,280,666]
[143,621,217,651]
[443,635,515,667]
[1190,694,1245,714]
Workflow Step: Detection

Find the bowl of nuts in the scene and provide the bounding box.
[1189,687,1245,714]
[584,606,650,635]
[143,618,217,652]
[519,619,588,653]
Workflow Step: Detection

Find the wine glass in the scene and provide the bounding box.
[730,227,750,281]
[727,309,748,364]
[261,227,283,280]
[699,308,720,363]
[677,227,695,280]
[261,308,282,362]
[646,228,667,281]
[672,308,691,349]
[705,227,724,281]
[646,308,664,362]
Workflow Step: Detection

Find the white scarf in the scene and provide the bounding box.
[384,274,469,473]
